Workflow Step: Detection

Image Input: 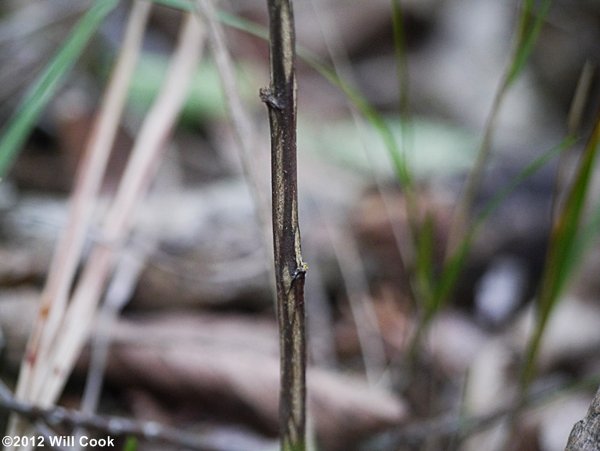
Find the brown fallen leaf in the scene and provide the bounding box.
[99,313,407,450]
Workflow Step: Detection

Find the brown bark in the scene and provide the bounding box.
[566,387,600,451]
[260,0,307,449]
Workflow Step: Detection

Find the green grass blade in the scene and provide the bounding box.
[567,194,600,281]
[432,136,575,308]
[447,0,553,259]
[217,10,413,189]
[515,0,535,48]
[0,0,119,180]
[474,136,576,229]
[390,0,409,112]
[506,0,552,86]
[147,0,194,12]
[390,0,414,156]
[415,214,436,310]
[542,125,599,308]
[522,117,600,389]
[307,58,412,188]
[216,7,571,323]
[432,237,470,312]
[218,10,269,40]
[154,1,553,226]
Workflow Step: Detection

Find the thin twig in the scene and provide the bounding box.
[0,1,88,47]
[326,225,388,386]
[261,0,307,448]
[0,380,223,451]
[80,242,149,414]
[73,239,151,449]
[307,0,420,371]
[446,0,553,256]
[195,0,275,298]
[301,241,338,368]
[360,375,599,450]
[312,0,418,224]
[195,0,270,223]
[445,74,509,256]
[307,0,419,304]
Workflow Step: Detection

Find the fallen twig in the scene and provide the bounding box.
[0,380,223,451]
[360,375,599,450]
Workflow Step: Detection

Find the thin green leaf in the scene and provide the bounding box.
[215,7,573,325]
[432,136,575,308]
[543,126,598,307]
[522,117,600,388]
[390,0,414,157]
[216,10,414,189]
[567,194,600,280]
[447,0,553,261]
[313,62,412,188]
[147,0,194,12]
[432,238,470,312]
[218,10,269,40]
[474,136,576,230]
[0,0,119,180]
[390,0,409,112]
[415,214,436,310]
[506,0,552,86]
[515,0,535,46]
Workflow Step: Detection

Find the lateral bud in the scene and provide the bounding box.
[260,87,284,110]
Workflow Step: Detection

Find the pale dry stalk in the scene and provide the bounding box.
[6,11,207,449]
[31,12,206,407]
[195,0,275,296]
[7,1,151,443]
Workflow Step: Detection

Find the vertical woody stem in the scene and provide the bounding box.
[260,0,307,449]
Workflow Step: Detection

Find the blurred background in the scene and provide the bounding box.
[0,0,599,450]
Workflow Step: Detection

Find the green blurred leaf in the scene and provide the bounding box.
[415,214,436,311]
[474,137,576,230]
[216,9,416,189]
[148,0,193,11]
[542,129,598,313]
[522,118,599,388]
[506,0,552,86]
[123,436,138,451]
[302,55,414,188]
[432,136,574,309]
[390,0,413,155]
[127,54,259,125]
[452,0,554,265]
[0,0,119,180]
[568,193,600,278]
[299,116,477,179]
[218,10,268,40]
